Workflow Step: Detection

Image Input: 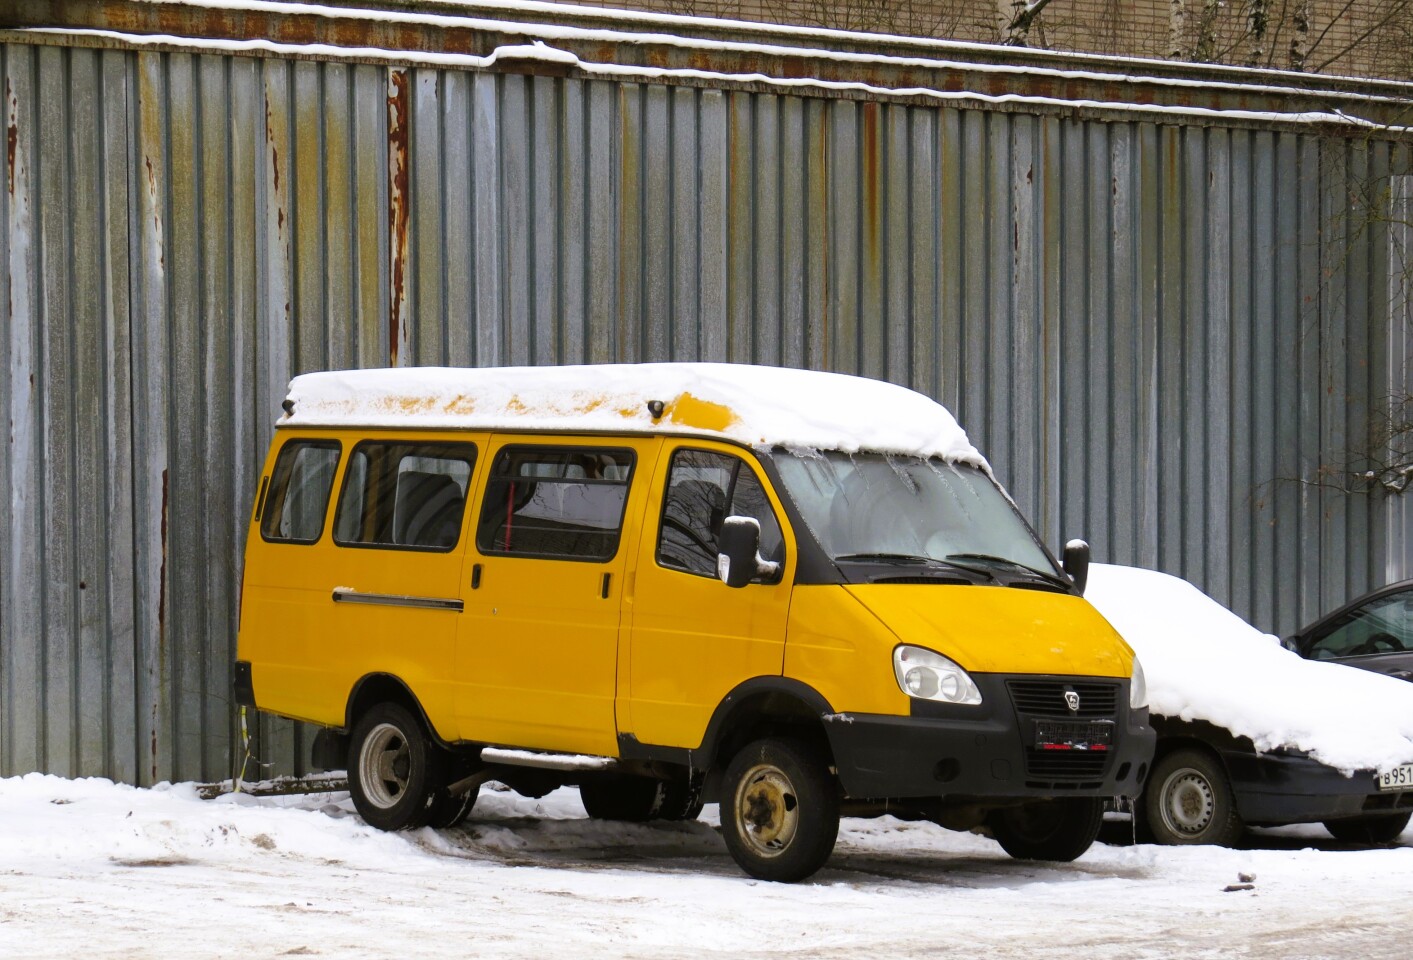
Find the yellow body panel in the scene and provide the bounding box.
[237,428,485,740]
[453,435,658,757]
[783,583,1134,716]
[238,424,1134,764]
[783,585,912,717]
[619,439,796,749]
[844,583,1134,677]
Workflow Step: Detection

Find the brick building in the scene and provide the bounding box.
[570,1,1413,80]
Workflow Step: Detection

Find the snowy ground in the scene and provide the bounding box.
[2,775,1411,959]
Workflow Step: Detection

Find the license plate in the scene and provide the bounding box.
[1377,763,1413,792]
[1034,719,1114,751]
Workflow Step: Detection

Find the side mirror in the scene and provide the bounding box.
[1062,539,1090,595]
[717,516,779,588]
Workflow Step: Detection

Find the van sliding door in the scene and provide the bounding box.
[456,436,657,756]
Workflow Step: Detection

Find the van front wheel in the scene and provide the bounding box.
[348,702,445,831]
[720,737,839,882]
[988,797,1103,861]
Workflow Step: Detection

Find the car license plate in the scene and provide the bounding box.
[1034,719,1113,751]
[1377,763,1413,791]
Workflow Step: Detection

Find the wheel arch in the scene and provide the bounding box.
[695,677,837,774]
[1148,717,1248,784]
[345,673,443,746]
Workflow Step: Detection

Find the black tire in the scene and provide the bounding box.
[426,755,481,829]
[1141,747,1244,846]
[657,777,705,822]
[427,786,478,829]
[347,702,445,831]
[720,737,839,882]
[579,774,663,822]
[988,797,1103,862]
[1323,812,1411,844]
[578,774,702,822]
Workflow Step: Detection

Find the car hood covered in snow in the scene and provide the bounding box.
[1086,563,1413,774]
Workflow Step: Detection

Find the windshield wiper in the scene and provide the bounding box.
[945,553,1071,590]
[834,553,997,581]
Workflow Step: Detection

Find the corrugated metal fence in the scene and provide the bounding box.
[2,35,1410,784]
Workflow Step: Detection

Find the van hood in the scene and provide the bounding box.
[843,583,1133,678]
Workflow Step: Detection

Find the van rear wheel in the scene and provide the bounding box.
[988,797,1103,861]
[579,774,702,822]
[579,774,662,821]
[348,702,445,831]
[720,737,839,882]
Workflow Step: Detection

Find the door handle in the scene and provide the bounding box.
[471,563,482,589]
[600,572,611,599]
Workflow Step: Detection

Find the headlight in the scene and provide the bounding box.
[1130,656,1148,709]
[892,645,982,705]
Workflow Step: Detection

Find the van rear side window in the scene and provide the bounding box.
[476,447,634,561]
[260,441,341,544]
[333,442,477,551]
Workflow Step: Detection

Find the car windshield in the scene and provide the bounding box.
[770,451,1057,577]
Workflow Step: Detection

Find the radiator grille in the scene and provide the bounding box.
[1006,678,1122,785]
[1006,679,1119,718]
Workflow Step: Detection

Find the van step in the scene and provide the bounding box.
[480,747,619,772]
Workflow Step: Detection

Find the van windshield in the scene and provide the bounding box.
[771,451,1058,580]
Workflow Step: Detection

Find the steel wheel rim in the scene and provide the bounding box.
[1160,767,1216,837]
[734,763,800,859]
[360,722,411,810]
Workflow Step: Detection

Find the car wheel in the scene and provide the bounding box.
[579,774,664,821]
[656,777,705,822]
[427,785,478,829]
[1142,747,1244,846]
[720,737,839,882]
[347,702,445,831]
[1323,812,1411,844]
[988,797,1103,861]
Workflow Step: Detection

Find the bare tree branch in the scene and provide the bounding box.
[1003,0,1059,46]
[1310,0,1413,73]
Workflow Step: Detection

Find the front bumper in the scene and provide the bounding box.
[1224,749,1413,825]
[824,674,1155,801]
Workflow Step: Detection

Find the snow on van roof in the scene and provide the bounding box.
[1086,563,1413,774]
[280,364,986,462]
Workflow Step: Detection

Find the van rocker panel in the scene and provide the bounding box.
[825,674,1155,800]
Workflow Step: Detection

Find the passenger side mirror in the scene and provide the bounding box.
[1062,539,1090,595]
[717,516,778,588]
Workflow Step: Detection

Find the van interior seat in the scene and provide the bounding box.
[393,471,465,548]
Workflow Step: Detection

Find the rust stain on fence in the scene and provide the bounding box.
[387,68,410,367]
[6,78,15,194]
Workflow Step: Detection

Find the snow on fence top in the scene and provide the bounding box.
[280,363,986,462]
[1086,563,1413,774]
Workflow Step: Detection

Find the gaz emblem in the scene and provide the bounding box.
[1064,689,1081,713]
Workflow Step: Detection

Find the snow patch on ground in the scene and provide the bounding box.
[2,775,1411,959]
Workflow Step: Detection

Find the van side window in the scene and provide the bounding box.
[476,447,634,561]
[260,441,341,544]
[657,449,784,580]
[333,442,477,551]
